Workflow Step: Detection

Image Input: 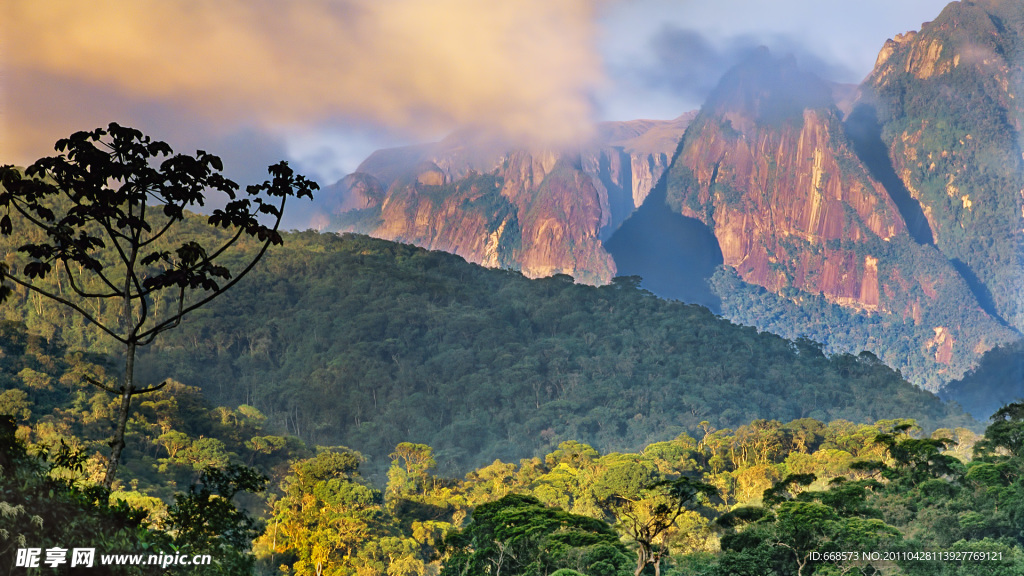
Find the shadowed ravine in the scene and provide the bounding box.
[605,179,723,312]
[844,103,1012,326]
[843,104,935,246]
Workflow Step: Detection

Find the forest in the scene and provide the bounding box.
[5,376,1024,575]
[1,228,976,480]
[0,128,1020,575]
[2,227,1021,575]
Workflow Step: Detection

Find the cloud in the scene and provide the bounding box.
[620,25,858,106]
[644,27,758,102]
[4,67,289,179]
[4,0,604,164]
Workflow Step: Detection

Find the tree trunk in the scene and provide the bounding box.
[102,341,136,489]
[634,543,651,576]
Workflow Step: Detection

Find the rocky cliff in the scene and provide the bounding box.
[670,53,904,308]
[317,0,1023,390]
[662,50,1016,388]
[322,115,692,283]
[863,0,1024,331]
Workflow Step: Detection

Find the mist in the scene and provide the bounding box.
[4,0,604,165]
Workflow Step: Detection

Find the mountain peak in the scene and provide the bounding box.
[871,0,1024,87]
[701,48,834,127]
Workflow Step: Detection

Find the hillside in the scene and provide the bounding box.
[864,0,1024,332]
[941,339,1024,419]
[127,233,982,476]
[0,224,974,478]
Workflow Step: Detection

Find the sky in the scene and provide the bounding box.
[2,0,953,213]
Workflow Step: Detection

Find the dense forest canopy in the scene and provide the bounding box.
[0,212,1014,576]
[1,222,974,479]
[2,362,1021,576]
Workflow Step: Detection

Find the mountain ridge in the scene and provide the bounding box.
[320,115,694,283]
[316,0,1023,391]
[658,48,1017,388]
[862,0,1024,332]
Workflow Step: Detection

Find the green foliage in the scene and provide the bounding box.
[0,123,317,488]
[975,402,1024,459]
[598,473,717,576]
[0,446,269,576]
[869,0,1024,331]
[166,465,268,575]
[441,494,632,576]
[666,164,708,220]
[255,449,440,576]
[0,389,32,423]
[388,442,437,498]
[940,340,1024,420]
[90,233,974,479]
[0,190,976,478]
[0,416,164,574]
[874,427,962,486]
[709,261,1015,390]
[0,319,308,502]
[715,477,902,576]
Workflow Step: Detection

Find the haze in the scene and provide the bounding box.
[3,0,951,205]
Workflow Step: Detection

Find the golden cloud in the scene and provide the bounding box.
[5,0,603,159]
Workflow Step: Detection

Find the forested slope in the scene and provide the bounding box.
[126,233,978,475]
[1,224,973,477]
[0,224,1010,576]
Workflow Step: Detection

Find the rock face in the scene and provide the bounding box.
[669,53,904,309]
[323,116,692,284]
[663,49,1016,388]
[863,0,1024,331]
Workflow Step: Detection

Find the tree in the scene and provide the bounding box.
[594,463,716,576]
[0,123,317,488]
[256,450,393,575]
[873,424,962,485]
[440,494,632,576]
[388,442,437,497]
[976,402,1024,459]
[166,464,268,575]
[716,476,901,576]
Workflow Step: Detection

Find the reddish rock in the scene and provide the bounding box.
[327,117,691,284]
[674,106,903,310]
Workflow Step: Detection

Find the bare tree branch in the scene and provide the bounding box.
[84,376,121,395]
[2,274,126,344]
[134,380,169,395]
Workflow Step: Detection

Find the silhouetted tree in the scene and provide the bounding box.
[0,123,316,488]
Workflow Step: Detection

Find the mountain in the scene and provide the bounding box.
[317,0,1023,392]
[862,0,1024,332]
[320,115,693,284]
[654,48,1018,389]
[667,49,904,305]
